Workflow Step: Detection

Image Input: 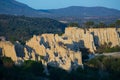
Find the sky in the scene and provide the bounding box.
[16,0,120,10]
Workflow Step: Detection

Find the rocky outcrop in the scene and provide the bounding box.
[0,34,83,71]
[64,27,96,52]
[0,41,17,61]
[26,34,83,71]
[1,27,120,71]
[89,28,120,47]
[0,41,36,62]
[64,27,120,52]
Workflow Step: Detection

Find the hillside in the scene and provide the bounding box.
[0,0,50,17]
[39,6,120,24]
[0,14,66,43]
[0,0,120,24]
[40,6,120,17]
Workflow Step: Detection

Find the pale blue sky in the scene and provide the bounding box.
[16,0,120,10]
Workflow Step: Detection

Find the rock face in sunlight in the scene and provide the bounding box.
[64,27,120,52]
[64,27,96,52]
[0,41,17,61]
[90,28,120,46]
[0,27,120,71]
[26,34,82,71]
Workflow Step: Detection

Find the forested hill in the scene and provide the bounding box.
[1,0,120,24]
[41,6,120,17]
[0,14,66,43]
[0,0,49,17]
[1,0,120,17]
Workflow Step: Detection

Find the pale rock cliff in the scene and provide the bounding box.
[26,34,83,71]
[1,27,120,71]
[0,41,36,62]
[0,41,17,61]
[64,27,120,52]
[64,27,96,52]
[89,28,120,47]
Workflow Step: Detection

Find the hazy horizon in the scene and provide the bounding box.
[16,0,120,10]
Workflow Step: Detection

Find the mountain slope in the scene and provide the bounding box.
[39,6,120,17]
[0,0,49,17]
[0,0,120,18]
[0,0,120,24]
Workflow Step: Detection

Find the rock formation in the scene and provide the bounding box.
[26,34,83,71]
[0,27,120,71]
[64,27,120,52]
[0,41,17,61]
[0,34,83,71]
[89,28,120,47]
[64,27,96,52]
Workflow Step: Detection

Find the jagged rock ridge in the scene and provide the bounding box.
[64,27,120,52]
[0,27,120,71]
[0,34,83,71]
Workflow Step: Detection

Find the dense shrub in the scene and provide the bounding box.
[22,60,44,76]
[87,56,120,80]
[1,56,14,68]
[0,55,120,80]
[96,42,120,53]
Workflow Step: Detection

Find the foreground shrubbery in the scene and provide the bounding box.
[87,56,120,80]
[0,56,120,80]
[0,57,45,80]
[96,42,120,53]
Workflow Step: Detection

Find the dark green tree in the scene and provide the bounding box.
[115,20,120,28]
[84,21,94,28]
[98,22,106,28]
[68,22,79,27]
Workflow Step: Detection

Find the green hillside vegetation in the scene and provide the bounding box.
[96,42,120,53]
[0,14,66,44]
[68,20,120,28]
[86,56,120,80]
[0,56,120,80]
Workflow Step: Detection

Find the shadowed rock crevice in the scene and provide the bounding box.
[91,32,100,47]
[65,40,85,52]
[0,48,2,56]
[14,43,25,58]
[40,37,51,49]
[25,45,40,61]
[24,45,34,59]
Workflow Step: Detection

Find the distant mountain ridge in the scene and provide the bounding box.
[0,0,50,17]
[41,6,120,17]
[0,0,120,17]
[0,0,120,23]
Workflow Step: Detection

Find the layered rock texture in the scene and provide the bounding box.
[0,27,120,70]
[26,34,82,70]
[0,41,17,61]
[64,27,120,52]
[0,34,83,71]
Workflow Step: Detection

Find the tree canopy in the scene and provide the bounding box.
[0,14,66,43]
